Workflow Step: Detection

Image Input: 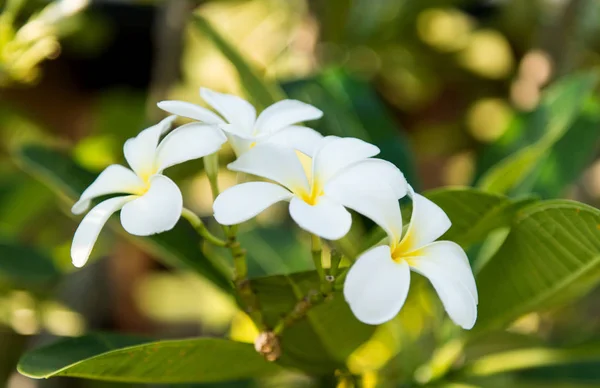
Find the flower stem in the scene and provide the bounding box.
[181,208,227,247]
[204,154,264,330]
[273,289,332,335]
[311,234,325,281]
[226,227,265,330]
[204,153,221,201]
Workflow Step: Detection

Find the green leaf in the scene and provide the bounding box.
[284,68,419,187]
[14,145,233,294]
[0,241,60,289]
[474,200,600,332]
[462,342,600,377]
[191,15,284,109]
[530,97,600,198]
[424,188,537,250]
[477,72,599,195]
[18,333,280,383]
[239,227,312,278]
[252,271,375,374]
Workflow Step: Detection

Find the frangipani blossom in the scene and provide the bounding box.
[158,88,324,156]
[70,116,226,268]
[213,136,408,240]
[343,188,478,329]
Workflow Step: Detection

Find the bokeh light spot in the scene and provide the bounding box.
[459,30,514,79]
[417,8,473,52]
[467,98,513,142]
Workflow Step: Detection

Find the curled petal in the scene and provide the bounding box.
[313,137,379,184]
[265,125,323,157]
[226,134,254,156]
[220,124,264,141]
[289,196,351,240]
[155,123,226,172]
[120,175,183,236]
[71,196,135,268]
[72,164,145,215]
[328,190,403,244]
[213,182,293,225]
[254,100,323,135]
[399,193,451,252]
[409,242,478,329]
[326,159,408,200]
[344,245,411,325]
[409,241,478,304]
[157,101,224,124]
[123,115,176,177]
[200,88,256,133]
[227,144,310,193]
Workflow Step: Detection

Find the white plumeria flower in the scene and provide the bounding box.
[70,116,226,268]
[157,88,324,156]
[343,188,478,329]
[213,136,408,240]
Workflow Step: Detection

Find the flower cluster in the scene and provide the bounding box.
[70,88,478,328]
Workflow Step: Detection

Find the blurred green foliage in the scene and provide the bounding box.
[0,0,600,387]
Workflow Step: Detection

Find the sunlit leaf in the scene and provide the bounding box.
[191,14,284,109]
[462,342,600,377]
[18,333,281,383]
[14,145,233,294]
[252,271,375,374]
[474,200,600,332]
[425,188,536,250]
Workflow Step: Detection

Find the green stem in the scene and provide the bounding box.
[311,234,325,283]
[181,208,227,247]
[204,153,221,201]
[273,289,332,335]
[329,249,342,277]
[226,226,265,330]
[204,155,264,330]
[333,267,348,291]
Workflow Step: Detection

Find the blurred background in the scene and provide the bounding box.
[1,0,600,387]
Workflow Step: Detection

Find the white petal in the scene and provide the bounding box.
[213,182,293,225]
[71,196,134,268]
[400,193,451,251]
[227,144,310,193]
[325,159,408,200]
[227,134,254,156]
[313,137,380,184]
[344,245,411,325]
[155,123,226,172]
[328,190,403,243]
[71,165,145,215]
[120,175,183,236]
[220,124,264,140]
[288,196,351,240]
[265,125,324,156]
[123,116,176,177]
[409,242,478,329]
[200,88,256,133]
[254,100,323,134]
[157,101,225,124]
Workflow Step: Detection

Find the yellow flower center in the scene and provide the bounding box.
[390,229,419,264]
[131,166,157,196]
[299,181,324,206]
[294,151,323,206]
